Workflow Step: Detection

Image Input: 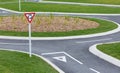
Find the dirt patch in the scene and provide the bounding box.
[0,16,99,32]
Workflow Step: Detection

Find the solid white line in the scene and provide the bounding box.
[0,42,29,46]
[41,52,64,55]
[89,68,100,73]
[63,52,83,64]
[76,38,112,44]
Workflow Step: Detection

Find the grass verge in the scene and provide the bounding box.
[46,0,120,5]
[0,0,24,2]
[1,2,120,13]
[0,50,58,73]
[97,43,120,60]
[1,0,120,5]
[0,17,118,37]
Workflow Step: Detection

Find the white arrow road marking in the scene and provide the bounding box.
[53,56,67,62]
[76,38,112,44]
[89,68,100,73]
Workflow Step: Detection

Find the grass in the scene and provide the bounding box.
[0,17,118,37]
[0,0,24,2]
[1,0,120,5]
[0,50,58,73]
[46,0,120,5]
[97,43,120,60]
[1,2,120,13]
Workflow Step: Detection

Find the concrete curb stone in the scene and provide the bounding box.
[89,43,120,67]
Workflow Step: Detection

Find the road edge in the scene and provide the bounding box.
[89,42,120,67]
[0,49,65,73]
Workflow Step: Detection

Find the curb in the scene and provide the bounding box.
[0,48,65,73]
[89,42,120,67]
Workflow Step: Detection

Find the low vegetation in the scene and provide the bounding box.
[46,0,120,5]
[0,16,99,32]
[97,43,120,60]
[1,0,120,5]
[1,2,120,13]
[0,16,118,37]
[0,0,24,2]
[0,50,58,73]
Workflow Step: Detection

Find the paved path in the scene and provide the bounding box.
[0,9,120,73]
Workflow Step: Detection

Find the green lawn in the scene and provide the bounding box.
[0,0,24,2]
[1,2,120,13]
[97,43,120,60]
[0,17,118,37]
[1,0,120,5]
[0,50,58,73]
[46,0,120,5]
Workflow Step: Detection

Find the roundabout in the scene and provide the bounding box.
[0,0,120,73]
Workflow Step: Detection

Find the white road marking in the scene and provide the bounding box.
[63,52,83,64]
[53,56,67,62]
[41,51,83,64]
[76,38,112,43]
[89,68,100,73]
[41,52,64,55]
[0,42,29,46]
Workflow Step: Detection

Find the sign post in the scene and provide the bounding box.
[24,12,35,57]
[19,0,21,11]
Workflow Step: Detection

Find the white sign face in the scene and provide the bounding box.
[53,56,67,62]
[24,12,35,23]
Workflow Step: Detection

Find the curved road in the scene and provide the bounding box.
[0,9,120,73]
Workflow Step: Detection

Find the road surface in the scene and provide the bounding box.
[0,9,120,73]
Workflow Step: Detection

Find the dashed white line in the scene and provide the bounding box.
[76,38,112,43]
[89,68,100,73]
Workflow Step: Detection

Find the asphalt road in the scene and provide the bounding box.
[0,9,120,73]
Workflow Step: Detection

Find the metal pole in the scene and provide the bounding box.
[19,0,21,11]
[28,23,32,57]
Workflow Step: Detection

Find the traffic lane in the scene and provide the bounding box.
[0,39,119,73]
[0,32,118,53]
[65,43,120,73]
[0,39,29,51]
[0,9,15,16]
[41,52,96,73]
[0,36,119,73]
[32,37,120,73]
[0,28,119,53]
